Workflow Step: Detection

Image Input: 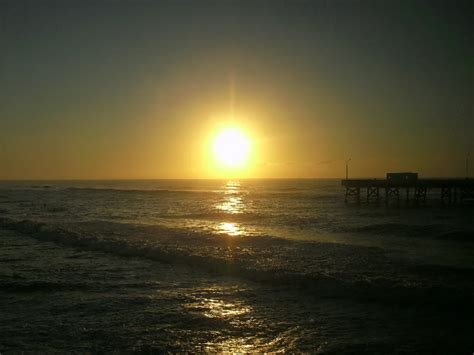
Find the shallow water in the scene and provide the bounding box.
[0,179,473,352]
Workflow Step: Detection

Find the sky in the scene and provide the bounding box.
[0,0,472,179]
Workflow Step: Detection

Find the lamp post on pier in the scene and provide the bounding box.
[467,153,470,178]
[346,158,351,180]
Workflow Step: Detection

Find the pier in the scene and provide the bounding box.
[342,173,474,204]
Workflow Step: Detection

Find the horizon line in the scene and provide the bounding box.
[0,176,471,182]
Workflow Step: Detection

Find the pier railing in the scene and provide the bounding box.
[341,178,474,204]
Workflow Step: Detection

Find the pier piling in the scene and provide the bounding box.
[342,174,473,205]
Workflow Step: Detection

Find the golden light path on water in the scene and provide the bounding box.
[215,181,245,237]
[183,286,273,353]
[203,183,284,351]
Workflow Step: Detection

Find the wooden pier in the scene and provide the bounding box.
[342,175,474,204]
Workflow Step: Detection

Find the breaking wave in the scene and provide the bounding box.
[344,223,443,236]
[66,187,219,195]
[342,222,474,242]
[1,217,472,309]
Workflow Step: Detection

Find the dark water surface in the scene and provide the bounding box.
[0,179,472,352]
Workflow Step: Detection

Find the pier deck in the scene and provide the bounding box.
[341,178,474,204]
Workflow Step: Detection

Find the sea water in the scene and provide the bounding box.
[0,179,472,352]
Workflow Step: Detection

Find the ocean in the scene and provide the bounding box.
[0,179,472,352]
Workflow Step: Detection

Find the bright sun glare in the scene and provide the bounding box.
[213,127,250,168]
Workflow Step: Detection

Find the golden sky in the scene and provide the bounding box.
[0,1,472,179]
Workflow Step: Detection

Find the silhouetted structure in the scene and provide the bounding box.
[386,172,418,182]
[342,173,474,204]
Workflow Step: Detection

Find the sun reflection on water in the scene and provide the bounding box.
[185,290,262,352]
[219,222,242,236]
[215,181,246,236]
[215,195,243,214]
[204,338,257,353]
[201,298,251,319]
[224,180,241,194]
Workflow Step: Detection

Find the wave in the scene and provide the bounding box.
[434,230,474,242]
[0,217,472,308]
[0,185,54,191]
[64,186,338,199]
[45,205,68,213]
[0,278,91,293]
[165,211,267,222]
[343,223,443,236]
[170,212,324,226]
[343,222,474,242]
[66,187,220,195]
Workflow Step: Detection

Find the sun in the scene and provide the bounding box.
[213,127,250,168]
